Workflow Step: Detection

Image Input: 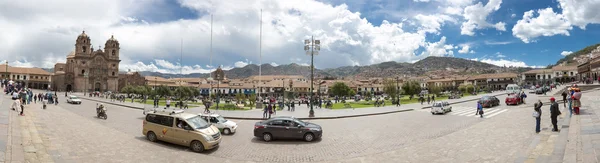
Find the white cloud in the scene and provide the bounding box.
[0,0,474,71]
[420,36,455,57]
[558,0,600,29]
[234,59,251,68]
[511,14,516,18]
[414,0,430,2]
[495,52,506,58]
[561,51,573,56]
[460,0,506,36]
[470,58,541,68]
[512,8,572,43]
[458,44,474,54]
[484,40,512,45]
[414,14,456,34]
[270,62,279,67]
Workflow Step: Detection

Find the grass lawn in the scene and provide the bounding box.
[330,94,454,109]
[208,104,253,111]
[122,98,202,107]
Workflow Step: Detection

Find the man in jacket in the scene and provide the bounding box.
[550,97,561,132]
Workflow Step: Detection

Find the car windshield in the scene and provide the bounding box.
[186,116,210,129]
[481,97,490,100]
[216,115,227,122]
[71,97,79,99]
[433,103,442,107]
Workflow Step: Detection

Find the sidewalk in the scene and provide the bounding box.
[560,89,600,163]
[72,91,505,120]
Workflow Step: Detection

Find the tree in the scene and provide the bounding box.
[156,85,172,98]
[428,85,442,95]
[401,81,422,96]
[248,93,257,107]
[458,85,467,93]
[235,93,244,104]
[383,79,398,99]
[330,82,351,97]
[348,89,356,96]
[466,84,475,93]
[121,85,134,96]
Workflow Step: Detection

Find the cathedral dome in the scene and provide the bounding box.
[78,31,89,38]
[107,35,118,42]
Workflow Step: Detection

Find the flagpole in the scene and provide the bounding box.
[258,9,262,99]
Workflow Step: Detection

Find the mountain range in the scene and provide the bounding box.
[134,56,532,79]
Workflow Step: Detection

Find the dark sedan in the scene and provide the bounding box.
[478,96,500,108]
[254,116,322,142]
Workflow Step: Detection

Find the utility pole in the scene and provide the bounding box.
[258,9,263,100]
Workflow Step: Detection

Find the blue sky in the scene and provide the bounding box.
[2,0,600,73]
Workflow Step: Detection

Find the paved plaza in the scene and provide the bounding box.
[1,85,599,163]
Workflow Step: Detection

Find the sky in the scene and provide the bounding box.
[2,0,600,74]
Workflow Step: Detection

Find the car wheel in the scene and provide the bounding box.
[263,133,272,142]
[431,112,435,115]
[223,128,231,135]
[304,133,315,142]
[190,140,204,153]
[147,131,157,142]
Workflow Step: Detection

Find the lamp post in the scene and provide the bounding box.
[396,76,400,106]
[84,72,88,95]
[213,66,225,110]
[304,36,320,118]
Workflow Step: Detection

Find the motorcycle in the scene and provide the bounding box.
[96,103,108,120]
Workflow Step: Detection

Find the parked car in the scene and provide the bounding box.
[200,114,238,135]
[478,96,500,108]
[431,101,452,114]
[505,84,521,95]
[505,94,522,105]
[66,95,82,104]
[143,110,221,152]
[254,116,322,142]
[535,88,545,94]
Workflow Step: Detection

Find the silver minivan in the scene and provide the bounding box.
[431,101,452,114]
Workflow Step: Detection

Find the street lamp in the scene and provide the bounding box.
[213,66,225,110]
[304,36,320,118]
[84,72,89,95]
[396,76,400,106]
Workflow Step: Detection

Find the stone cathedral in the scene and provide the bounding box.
[52,31,121,92]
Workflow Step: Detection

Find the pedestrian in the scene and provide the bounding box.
[432,95,435,103]
[268,104,273,119]
[567,90,573,115]
[419,96,424,105]
[549,97,561,132]
[54,96,58,105]
[291,101,295,112]
[33,94,37,103]
[166,98,171,108]
[263,104,268,119]
[476,101,483,118]
[533,100,542,133]
[427,96,431,104]
[561,91,567,108]
[396,97,401,107]
[521,91,527,104]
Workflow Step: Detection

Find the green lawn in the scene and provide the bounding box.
[122,98,202,107]
[329,94,458,109]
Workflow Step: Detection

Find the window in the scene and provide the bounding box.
[81,70,85,75]
[82,61,86,65]
[71,60,74,63]
[145,114,174,127]
[268,120,284,126]
[571,72,574,76]
[82,46,87,53]
[17,75,20,80]
[112,50,116,56]
[112,72,115,76]
[112,64,116,67]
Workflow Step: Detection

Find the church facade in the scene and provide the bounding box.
[52,31,121,92]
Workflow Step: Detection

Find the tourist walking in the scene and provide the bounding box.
[533,100,542,133]
[427,96,431,104]
[291,101,295,112]
[263,104,268,119]
[476,101,483,118]
[166,98,171,108]
[561,91,567,107]
[432,95,435,103]
[549,97,561,132]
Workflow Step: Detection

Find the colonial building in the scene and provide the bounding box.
[117,71,146,91]
[0,64,52,89]
[52,31,121,92]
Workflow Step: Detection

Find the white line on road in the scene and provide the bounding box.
[486,109,508,118]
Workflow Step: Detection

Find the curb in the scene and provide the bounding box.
[79,96,145,110]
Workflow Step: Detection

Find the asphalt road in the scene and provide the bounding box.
[18,91,547,162]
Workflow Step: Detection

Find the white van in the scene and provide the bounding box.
[506,84,521,94]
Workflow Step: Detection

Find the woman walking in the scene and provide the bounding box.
[476,101,484,118]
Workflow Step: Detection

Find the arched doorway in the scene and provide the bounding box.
[66,84,72,92]
[94,83,101,92]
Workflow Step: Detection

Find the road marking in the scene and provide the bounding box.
[486,109,508,118]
